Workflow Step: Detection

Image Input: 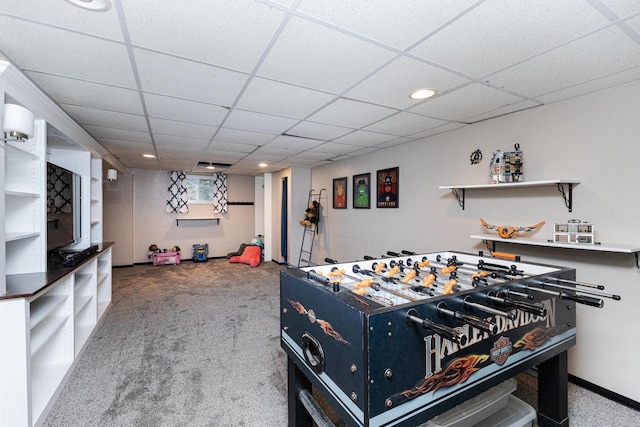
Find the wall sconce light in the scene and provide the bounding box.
[107,169,118,182]
[2,103,34,142]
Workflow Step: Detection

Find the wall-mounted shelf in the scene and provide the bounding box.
[439,179,580,212]
[175,217,220,226]
[471,234,640,267]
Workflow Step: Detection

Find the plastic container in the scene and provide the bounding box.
[152,251,180,266]
[421,378,517,427]
[475,395,537,427]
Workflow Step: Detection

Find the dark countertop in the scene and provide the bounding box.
[2,242,114,300]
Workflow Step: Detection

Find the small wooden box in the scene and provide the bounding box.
[153,251,181,266]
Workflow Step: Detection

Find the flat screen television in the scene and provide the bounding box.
[46,162,81,253]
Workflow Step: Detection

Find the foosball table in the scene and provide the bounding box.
[280,250,617,427]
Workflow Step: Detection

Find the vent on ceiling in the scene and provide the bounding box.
[197,161,233,169]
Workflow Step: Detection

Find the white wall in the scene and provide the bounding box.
[103,170,134,266]
[310,81,640,402]
[104,169,256,264]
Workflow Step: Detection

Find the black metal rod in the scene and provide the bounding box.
[298,389,336,427]
[538,281,620,301]
[488,291,547,317]
[406,309,467,346]
[554,277,605,290]
[523,285,604,308]
[437,303,498,334]
[463,296,516,320]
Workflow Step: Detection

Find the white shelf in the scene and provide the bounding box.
[6,231,41,242]
[471,235,640,254]
[30,315,69,357]
[439,179,580,190]
[5,142,40,160]
[175,217,220,226]
[5,189,41,198]
[97,301,110,319]
[30,296,67,329]
[439,179,580,212]
[74,295,93,316]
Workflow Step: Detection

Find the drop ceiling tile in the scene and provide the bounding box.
[345,147,379,157]
[307,98,398,128]
[241,152,290,162]
[99,139,155,152]
[207,141,258,154]
[84,125,152,143]
[214,128,276,145]
[410,0,610,78]
[251,146,303,156]
[287,121,354,140]
[158,162,197,171]
[154,134,210,148]
[149,117,217,140]
[374,137,414,149]
[61,104,148,131]
[409,122,468,140]
[258,16,396,93]
[121,159,160,169]
[463,100,542,123]
[157,146,203,157]
[0,16,136,87]
[345,55,471,110]
[307,142,362,155]
[1,0,124,41]
[363,112,448,136]
[266,135,324,150]
[223,110,299,134]
[236,77,336,119]
[624,13,640,32]
[107,146,153,158]
[27,72,144,114]
[409,83,527,122]
[134,48,249,106]
[121,0,285,72]
[144,93,229,126]
[536,66,640,104]
[487,26,640,98]
[331,130,396,147]
[297,0,478,50]
[599,1,640,17]
[288,151,334,161]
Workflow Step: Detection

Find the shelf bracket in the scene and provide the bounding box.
[636,252,639,269]
[557,183,573,212]
[451,188,465,210]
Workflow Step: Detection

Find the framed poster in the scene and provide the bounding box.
[352,173,370,209]
[333,177,347,209]
[376,167,399,208]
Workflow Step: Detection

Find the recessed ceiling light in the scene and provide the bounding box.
[63,0,112,11]
[259,163,268,168]
[143,153,156,158]
[409,88,437,100]
[206,164,216,170]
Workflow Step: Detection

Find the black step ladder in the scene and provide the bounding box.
[298,188,325,268]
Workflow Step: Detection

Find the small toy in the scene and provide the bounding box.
[489,143,524,184]
[299,200,320,226]
[553,219,595,244]
[480,218,545,239]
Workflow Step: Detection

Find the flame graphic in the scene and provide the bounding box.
[400,354,489,400]
[288,299,307,315]
[514,327,558,350]
[317,319,349,344]
[287,299,349,345]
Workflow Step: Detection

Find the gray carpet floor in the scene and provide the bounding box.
[42,259,640,426]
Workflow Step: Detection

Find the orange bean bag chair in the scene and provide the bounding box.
[229,245,261,268]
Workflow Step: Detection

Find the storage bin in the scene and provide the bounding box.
[421,378,518,427]
[152,251,180,266]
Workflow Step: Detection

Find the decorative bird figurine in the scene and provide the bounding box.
[480,218,545,239]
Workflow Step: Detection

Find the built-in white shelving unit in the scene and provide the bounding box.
[1,60,114,427]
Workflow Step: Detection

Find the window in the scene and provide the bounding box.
[186,175,215,203]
